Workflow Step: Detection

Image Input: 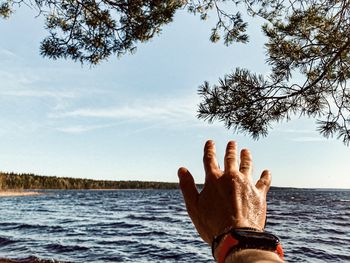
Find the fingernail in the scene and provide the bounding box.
[177,167,187,178]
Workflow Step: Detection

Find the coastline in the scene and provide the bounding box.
[0,190,41,197]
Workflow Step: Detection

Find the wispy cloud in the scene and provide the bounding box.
[0,120,43,137]
[0,70,36,87]
[275,128,317,134]
[48,96,207,134]
[56,124,114,134]
[0,48,16,58]
[51,97,197,122]
[274,126,329,142]
[290,136,328,142]
[0,89,76,99]
[0,86,78,112]
[275,126,331,142]
[59,105,192,119]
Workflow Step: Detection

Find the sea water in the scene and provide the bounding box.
[0,188,349,262]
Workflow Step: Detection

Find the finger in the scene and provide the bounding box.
[239,148,252,176]
[178,167,199,216]
[255,170,271,193]
[224,141,238,175]
[203,140,219,177]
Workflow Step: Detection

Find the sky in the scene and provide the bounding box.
[0,5,349,188]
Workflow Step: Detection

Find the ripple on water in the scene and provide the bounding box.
[0,189,349,262]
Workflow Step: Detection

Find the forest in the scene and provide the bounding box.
[0,172,179,190]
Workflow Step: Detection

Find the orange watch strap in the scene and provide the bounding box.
[275,244,284,259]
[217,234,239,263]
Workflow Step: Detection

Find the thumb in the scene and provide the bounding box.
[255,170,272,193]
[178,167,199,216]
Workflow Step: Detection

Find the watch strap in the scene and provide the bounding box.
[213,229,284,263]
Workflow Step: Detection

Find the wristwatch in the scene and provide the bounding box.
[212,228,284,263]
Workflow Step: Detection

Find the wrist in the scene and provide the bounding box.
[212,228,284,263]
[225,249,284,263]
[212,227,262,260]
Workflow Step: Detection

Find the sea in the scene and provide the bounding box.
[0,188,349,263]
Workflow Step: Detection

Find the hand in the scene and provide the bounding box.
[178,140,271,244]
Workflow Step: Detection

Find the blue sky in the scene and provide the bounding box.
[0,6,349,188]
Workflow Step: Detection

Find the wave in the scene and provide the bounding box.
[45,243,89,253]
[0,189,349,262]
[0,256,65,263]
[0,237,16,246]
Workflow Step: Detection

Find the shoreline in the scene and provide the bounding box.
[0,190,41,197]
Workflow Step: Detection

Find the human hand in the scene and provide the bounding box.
[178,140,271,244]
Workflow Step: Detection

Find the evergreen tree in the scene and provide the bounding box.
[1,0,349,143]
[197,0,350,145]
[0,171,179,190]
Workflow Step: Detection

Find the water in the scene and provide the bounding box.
[0,188,349,262]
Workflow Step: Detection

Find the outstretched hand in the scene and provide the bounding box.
[178,140,271,244]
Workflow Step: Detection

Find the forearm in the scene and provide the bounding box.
[224,249,284,263]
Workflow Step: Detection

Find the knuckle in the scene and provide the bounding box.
[228,171,241,181]
[260,178,271,189]
[225,156,236,163]
[240,164,250,170]
[204,152,215,160]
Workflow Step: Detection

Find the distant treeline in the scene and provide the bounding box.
[0,172,179,190]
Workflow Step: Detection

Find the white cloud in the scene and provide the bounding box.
[277,128,316,134]
[0,89,76,99]
[0,69,44,89]
[290,136,328,142]
[61,105,191,119]
[0,120,42,137]
[46,96,212,134]
[51,97,197,122]
[0,48,16,58]
[0,87,78,112]
[56,124,113,134]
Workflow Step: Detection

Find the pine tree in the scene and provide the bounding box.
[1,0,349,143]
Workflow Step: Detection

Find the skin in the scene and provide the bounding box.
[178,140,283,263]
[225,249,283,263]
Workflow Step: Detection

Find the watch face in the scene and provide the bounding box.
[232,230,280,249]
